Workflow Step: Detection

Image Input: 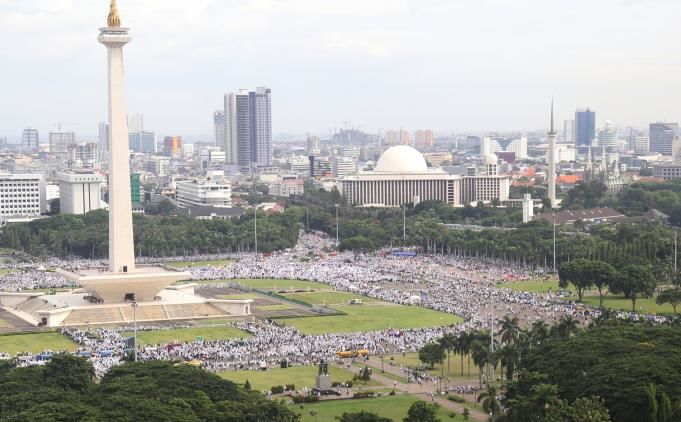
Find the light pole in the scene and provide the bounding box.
[132,301,138,362]
[335,205,340,247]
[402,206,406,247]
[552,213,556,274]
[254,207,258,256]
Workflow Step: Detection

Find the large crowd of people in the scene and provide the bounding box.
[0,231,669,377]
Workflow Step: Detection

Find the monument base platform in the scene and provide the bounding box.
[0,284,253,328]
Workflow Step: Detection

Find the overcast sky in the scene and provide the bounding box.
[1,0,680,140]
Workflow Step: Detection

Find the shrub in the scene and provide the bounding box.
[345,380,354,388]
[353,391,376,399]
[271,385,285,394]
[448,394,466,403]
[285,384,296,391]
[292,395,320,404]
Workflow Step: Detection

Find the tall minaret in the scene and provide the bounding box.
[547,100,557,208]
[99,0,136,274]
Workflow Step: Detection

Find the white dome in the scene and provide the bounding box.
[375,145,428,173]
[484,153,498,165]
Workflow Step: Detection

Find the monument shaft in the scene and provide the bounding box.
[99,27,136,273]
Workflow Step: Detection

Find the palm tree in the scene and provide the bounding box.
[477,383,502,421]
[470,340,489,387]
[498,316,520,345]
[439,333,457,376]
[557,316,580,339]
[453,334,466,377]
[529,321,549,346]
[644,383,658,422]
[497,343,518,382]
[529,384,562,417]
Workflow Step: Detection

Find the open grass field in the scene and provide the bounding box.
[281,304,462,335]
[0,332,77,355]
[218,365,381,391]
[120,326,251,346]
[290,395,464,421]
[217,293,261,300]
[282,291,379,305]
[0,269,17,276]
[256,304,299,311]
[232,279,330,291]
[501,279,678,315]
[166,259,234,268]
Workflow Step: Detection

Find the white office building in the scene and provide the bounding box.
[332,156,357,177]
[57,171,105,215]
[144,156,170,177]
[199,147,226,169]
[0,174,43,218]
[176,177,232,208]
[481,134,528,159]
[49,131,77,155]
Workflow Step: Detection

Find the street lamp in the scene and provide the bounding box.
[131,301,138,362]
[335,204,340,247]
[381,355,384,373]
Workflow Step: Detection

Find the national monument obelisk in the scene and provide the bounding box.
[100,0,136,274]
[57,1,189,303]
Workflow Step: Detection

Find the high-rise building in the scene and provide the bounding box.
[49,130,77,154]
[649,122,679,156]
[98,122,109,161]
[575,108,596,148]
[163,136,182,157]
[57,171,105,215]
[400,129,410,145]
[223,87,272,171]
[249,87,272,168]
[597,121,618,149]
[415,130,435,147]
[129,131,156,154]
[481,133,528,159]
[234,90,251,169]
[127,113,144,133]
[634,136,650,153]
[145,156,170,176]
[563,120,575,144]
[306,135,321,156]
[130,173,141,203]
[21,128,39,152]
[223,94,238,164]
[214,110,225,148]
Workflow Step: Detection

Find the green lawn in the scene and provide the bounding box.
[281,304,461,335]
[290,395,464,421]
[256,304,299,311]
[0,332,77,355]
[165,259,234,268]
[501,279,679,315]
[231,279,331,291]
[120,326,251,346]
[283,291,379,305]
[383,352,476,381]
[217,293,261,300]
[218,365,381,392]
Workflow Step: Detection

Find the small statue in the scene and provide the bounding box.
[318,360,328,375]
[108,0,121,28]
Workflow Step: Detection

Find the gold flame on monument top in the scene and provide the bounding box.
[107,0,121,28]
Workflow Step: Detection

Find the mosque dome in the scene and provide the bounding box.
[374,145,428,173]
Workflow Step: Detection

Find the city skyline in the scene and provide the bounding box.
[2,0,681,139]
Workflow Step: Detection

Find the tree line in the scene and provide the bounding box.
[419,316,681,422]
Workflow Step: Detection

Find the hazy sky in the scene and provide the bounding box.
[1,0,680,140]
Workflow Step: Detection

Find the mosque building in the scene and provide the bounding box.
[339,145,510,207]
